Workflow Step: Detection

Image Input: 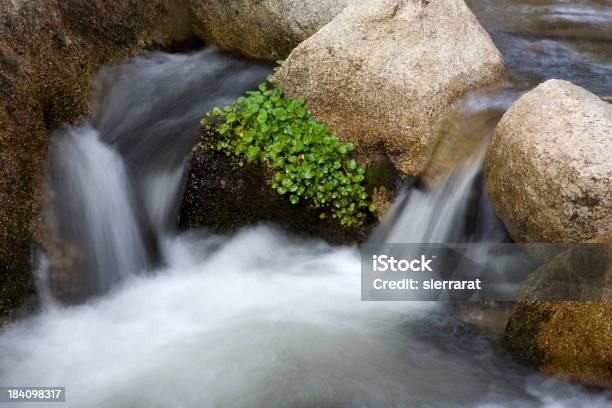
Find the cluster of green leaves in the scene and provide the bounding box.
[200,82,375,226]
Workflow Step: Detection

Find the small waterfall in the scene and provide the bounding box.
[374,152,483,243]
[371,147,508,245]
[44,126,148,301]
[42,48,271,303]
[92,49,271,238]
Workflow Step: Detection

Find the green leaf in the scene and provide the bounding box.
[247,145,260,160]
[257,110,268,124]
[227,112,237,123]
[199,73,371,227]
[219,124,230,135]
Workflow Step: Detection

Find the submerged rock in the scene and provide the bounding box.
[187,0,351,60]
[272,0,505,176]
[486,79,612,243]
[0,0,193,321]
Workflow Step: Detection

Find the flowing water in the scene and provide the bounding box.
[42,48,271,302]
[1,1,612,407]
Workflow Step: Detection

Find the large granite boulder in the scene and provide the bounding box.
[187,0,351,60]
[272,0,505,175]
[486,79,612,243]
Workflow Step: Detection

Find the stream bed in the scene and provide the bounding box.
[1,1,611,407]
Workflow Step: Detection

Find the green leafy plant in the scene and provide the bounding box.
[199,81,375,226]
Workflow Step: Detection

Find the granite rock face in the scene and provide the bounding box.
[273,0,505,175]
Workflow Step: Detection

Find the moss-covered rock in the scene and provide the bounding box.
[180,79,407,242]
[0,0,194,322]
[505,233,612,388]
[180,126,403,244]
[504,301,612,388]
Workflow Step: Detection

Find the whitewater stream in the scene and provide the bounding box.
[1,1,611,407]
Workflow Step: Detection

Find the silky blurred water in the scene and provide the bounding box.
[2,227,611,407]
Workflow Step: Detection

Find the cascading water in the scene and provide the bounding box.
[44,126,149,300]
[42,48,271,302]
[91,49,271,238]
[371,147,503,244]
[1,1,611,407]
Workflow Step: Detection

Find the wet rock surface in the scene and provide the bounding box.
[505,235,612,387]
[504,300,612,388]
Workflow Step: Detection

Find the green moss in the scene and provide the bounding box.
[200,78,375,226]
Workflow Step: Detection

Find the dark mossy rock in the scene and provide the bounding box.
[504,301,612,388]
[504,234,612,388]
[504,302,554,369]
[0,262,37,326]
[180,147,367,244]
[179,129,404,244]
